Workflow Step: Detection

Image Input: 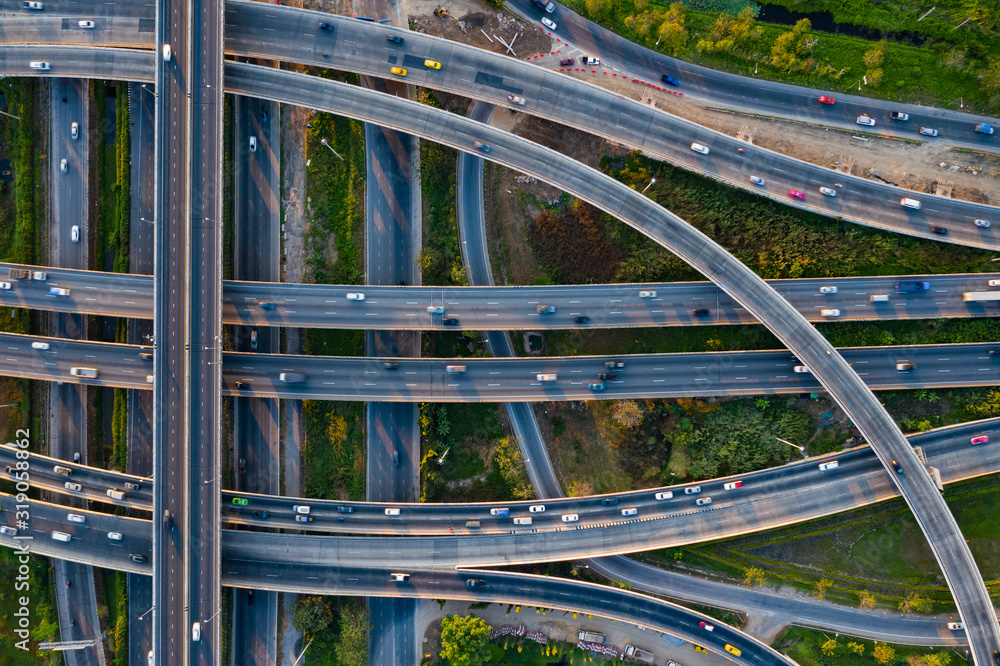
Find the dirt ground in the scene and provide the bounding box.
[411,9,553,61]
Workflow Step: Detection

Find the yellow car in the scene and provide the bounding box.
[390,66,407,77]
[424,59,441,69]
[725,644,742,657]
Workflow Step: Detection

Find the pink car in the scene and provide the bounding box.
[788,190,805,200]
[971,435,989,445]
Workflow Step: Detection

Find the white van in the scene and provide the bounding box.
[513,517,532,525]
[900,198,921,209]
[536,374,557,382]
[445,365,466,374]
[107,489,125,501]
[819,460,839,471]
[384,507,400,516]
[869,294,889,302]
[70,367,98,378]
[52,531,72,542]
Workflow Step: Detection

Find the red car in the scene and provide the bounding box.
[818,96,835,104]
[788,189,805,199]
[699,621,715,632]
[559,58,574,66]
[971,436,989,445]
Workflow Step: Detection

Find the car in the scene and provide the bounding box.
[385,507,401,516]
[163,510,171,529]
[0,526,17,537]
[393,450,399,466]
[605,361,625,370]
[249,136,257,152]
[32,341,50,350]
[192,622,201,642]
[125,482,140,490]
[0,283,9,290]
[574,316,590,324]
[54,465,72,476]
[383,362,399,370]
[442,318,460,326]
[232,497,248,506]
[424,59,441,69]
[71,122,79,139]
[793,365,811,374]
[561,514,579,522]
[971,435,989,445]
[597,373,617,380]
[162,44,171,61]
[261,105,268,123]
[725,644,741,657]
[338,506,353,514]
[819,187,837,197]
[683,486,701,495]
[295,515,313,523]
[699,621,715,631]
[541,17,557,30]
[390,66,407,77]
[891,460,903,474]
[293,505,310,514]
[148,650,154,666]
[512,517,532,525]
[690,143,709,155]
[588,383,606,391]
[655,491,673,500]
[856,115,875,126]
[390,573,409,582]
[819,460,839,471]
[474,141,491,153]
[559,58,574,66]
[819,286,838,294]
[508,95,527,106]
[661,75,680,86]
[466,578,486,588]
[60,159,68,173]
[990,280,1000,287]
[426,306,445,314]
[3,466,16,476]
[896,362,915,371]
[65,482,82,492]
[71,224,81,243]
[817,96,835,104]
[318,21,334,30]
[691,308,709,316]
[621,507,638,516]
[947,622,964,630]
[695,497,712,506]
[994,650,1000,666]
[67,514,86,523]
[749,176,765,186]
[29,62,51,70]
[787,189,804,199]
[386,34,404,44]
[537,373,557,382]
[724,481,743,490]
[23,1,43,8]
[79,20,95,28]
[974,218,991,228]
[582,56,601,65]
[234,381,247,389]
[919,127,938,137]
[601,497,619,506]
[346,292,365,301]
[638,290,657,298]
[130,553,146,563]
[445,365,466,373]
[250,330,258,350]
[251,510,269,519]
[108,531,123,540]
[536,305,555,314]
[820,309,840,317]
[931,226,948,235]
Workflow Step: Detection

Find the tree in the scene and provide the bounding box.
[812,578,833,600]
[440,614,492,666]
[612,400,643,429]
[494,436,533,500]
[770,19,815,72]
[863,40,886,69]
[873,642,896,664]
[657,3,687,56]
[327,413,347,444]
[821,638,838,656]
[568,479,594,497]
[847,641,866,655]
[698,7,761,54]
[858,589,877,610]
[290,596,333,637]
[743,567,766,588]
[336,602,371,666]
[898,591,932,614]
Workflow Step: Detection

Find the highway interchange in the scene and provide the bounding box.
[3,2,995,656]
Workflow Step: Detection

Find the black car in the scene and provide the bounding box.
[318,21,334,30]
[442,318,460,326]
[261,105,268,123]
[386,34,404,44]
[574,316,590,325]
[891,460,903,474]
[234,381,247,389]
[930,226,948,235]
[990,350,1000,357]
[597,373,617,380]
[251,510,269,519]
[130,554,146,563]
[993,649,1000,666]
[600,497,619,506]
[692,308,710,316]
[248,589,254,605]
[605,361,625,370]
[384,362,399,370]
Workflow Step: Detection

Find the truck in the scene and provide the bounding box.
[577,630,605,644]
[7,268,29,280]
[278,372,306,383]
[895,281,930,292]
[532,0,555,12]
[622,645,655,664]
[975,123,994,135]
[890,111,909,121]
[962,291,1000,302]
[465,520,481,528]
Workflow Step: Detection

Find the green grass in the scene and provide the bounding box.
[774,625,957,666]
[102,570,128,666]
[0,550,60,664]
[420,140,464,286]
[302,400,366,501]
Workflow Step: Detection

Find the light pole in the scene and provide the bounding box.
[641,178,657,195]
[776,436,805,455]
[319,138,345,162]
[291,639,313,666]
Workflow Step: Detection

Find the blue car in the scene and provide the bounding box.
[661,74,680,86]
[588,383,606,391]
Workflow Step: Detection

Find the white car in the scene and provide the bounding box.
[292,504,310,514]
[191,621,200,642]
[32,341,50,350]
[29,62,51,70]
[974,219,991,228]
[690,143,709,155]
[818,460,839,471]
[162,44,172,61]
[390,573,409,582]
[24,1,44,8]
[507,95,526,106]
[621,507,638,516]
[654,491,673,500]
[947,622,964,631]
[78,20,95,28]
[249,136,257,152]
[989,280,1000,287]
[723,481,743,490]
[0,283,10,290]
[60,159,68,173]
[541,17,557,31]
[528,505,545,513]
[64,481,82,492]
[385,507,400,516]
[148,650,154,666]
[107,531,123,540]
[695,497,712,506]
[819,187,837,196]
[749,176,765,186]
[67,513,86,523]
[793,365,811,374]
[856,115,875,126]
[561,514,579,523]
[426,306,445,313]
[683,486,701,495]
[820,309,840,317]
[71,122,79,139]
[819,286,837,294]
[346,292,365,301]
[537,374,557,382]
[71,225,80,242]
[638,290,656,298]
[0,526,17,536]
[582,56,600,65]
